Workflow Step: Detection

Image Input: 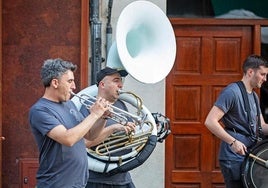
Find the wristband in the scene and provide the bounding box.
[230,139,236,147]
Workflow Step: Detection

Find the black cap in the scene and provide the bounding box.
[96,67,128,86]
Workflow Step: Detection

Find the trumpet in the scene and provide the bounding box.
[70,91,146,125]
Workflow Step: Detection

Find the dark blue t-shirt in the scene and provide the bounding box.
[29,98,88,188]
[215,83,259,161]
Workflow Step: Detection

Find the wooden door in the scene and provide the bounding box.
[165,18,268,188]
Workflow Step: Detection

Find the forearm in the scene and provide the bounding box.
[205,106,236,145]
[207,122,235,145]
[85,118,107,140]
[85,125,119,148]
[48,113,101,147]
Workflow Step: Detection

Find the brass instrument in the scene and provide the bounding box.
[70,91,145,125]
[71,0,175,175]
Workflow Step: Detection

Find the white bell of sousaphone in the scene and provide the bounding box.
[107,0,176,84]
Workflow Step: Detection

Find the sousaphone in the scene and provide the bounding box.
[72,0,175,175]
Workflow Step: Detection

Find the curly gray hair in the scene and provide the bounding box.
[41,58,77,87]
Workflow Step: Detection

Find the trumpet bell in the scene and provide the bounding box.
[107,0,176,84]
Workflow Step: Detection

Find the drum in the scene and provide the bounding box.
[242,139,268,188]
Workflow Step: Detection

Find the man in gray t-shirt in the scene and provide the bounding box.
[205,55,268,188]
[29,58,110,188]
[215,83,259,161]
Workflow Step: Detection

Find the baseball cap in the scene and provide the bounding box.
[96,67,128,86]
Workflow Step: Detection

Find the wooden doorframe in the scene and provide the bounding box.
[80,0,90,88]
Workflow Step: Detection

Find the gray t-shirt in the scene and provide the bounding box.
[80,99,133,185]
[215,82,259,161]
[29,98,88,188]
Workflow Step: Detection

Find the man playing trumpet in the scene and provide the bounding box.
[80,67,136,188]
[29,58,111,188]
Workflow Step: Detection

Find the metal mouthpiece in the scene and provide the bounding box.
[118,89,124,95]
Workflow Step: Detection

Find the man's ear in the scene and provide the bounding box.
[99,81,105,87]
[249,68,256,75]
[51,78,59,89]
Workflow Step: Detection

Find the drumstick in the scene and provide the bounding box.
[249,153,268,168]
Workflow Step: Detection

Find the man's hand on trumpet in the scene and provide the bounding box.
[89,97,111,120]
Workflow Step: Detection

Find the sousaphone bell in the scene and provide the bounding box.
[107,0,176,84]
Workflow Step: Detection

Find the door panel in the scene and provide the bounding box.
[165,18,268,188]
[19,159,38,188]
